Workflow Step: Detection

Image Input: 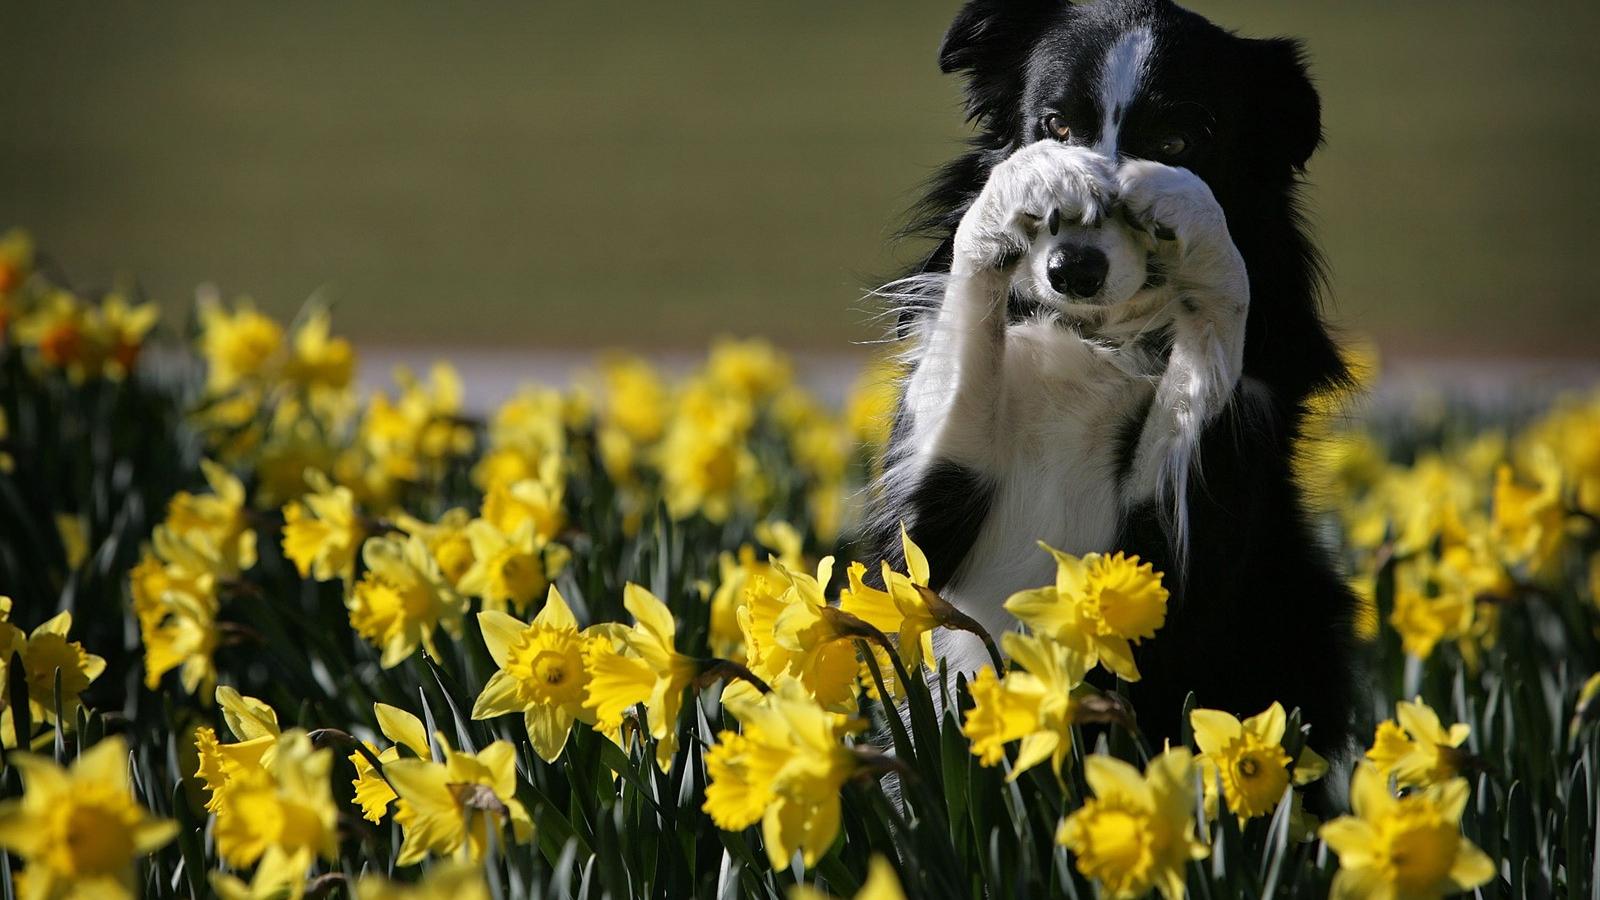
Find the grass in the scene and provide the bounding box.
[2,1,1598,352]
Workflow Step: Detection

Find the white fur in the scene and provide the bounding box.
[1094,27,1154,157]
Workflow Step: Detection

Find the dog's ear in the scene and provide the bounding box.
[1244,37,1323,174]
[938,0,1062,132]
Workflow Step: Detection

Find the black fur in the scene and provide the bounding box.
[869,0,1361,754]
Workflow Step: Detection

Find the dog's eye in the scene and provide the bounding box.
[1039,114,1071,142]
[1152,134,1190,160]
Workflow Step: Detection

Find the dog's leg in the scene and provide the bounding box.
[1114,160,1251,560]
[878,141,1112,581]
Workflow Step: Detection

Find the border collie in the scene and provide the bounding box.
[867,0,1360,755]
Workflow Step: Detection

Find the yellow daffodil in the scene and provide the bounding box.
[707,337,792,401]
[472,586,609,763]
[13,290,89,375]
[1364,697,1471,788]
[1388,562,1474,660]
[703,677,863,869]
[360,363,474,486]
[134,532,221,698]
[397,508,477,588]
[0,608,105,746]
[708,521,804,661]
[0,228,33,301]
[1319,764,1494,899]
[0,736,178,900]
[194,686,282,817]
[582,583,699,770]
[355,861,491,900]
[1006,545,1168,682]
[1492,451,1568,577]
[456,519,569,616]
[348,703,433,823]
[212,729,338,873]
[1190,701,1326,821]
[480,456,566,543]
[165,458,258,577]
[346,534,467,668]
[838,527,939,671]
[198,296,284,392]
[385,739,533,865]
[281,470,366,582]
[1056,748,1208,900]
[962,632,1090,781]
[281,307,354,395]
[87,292,160,380]
[728,566,860,714]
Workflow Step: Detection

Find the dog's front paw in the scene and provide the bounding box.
[952,141,1115,277]
[1115,161,1231,249]
[1116,160,1246,299]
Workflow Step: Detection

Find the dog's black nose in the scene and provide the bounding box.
[1046,245,1108,298]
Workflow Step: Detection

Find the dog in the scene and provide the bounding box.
[866,0,1361,757]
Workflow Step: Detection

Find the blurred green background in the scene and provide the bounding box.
[2,1,1597,355]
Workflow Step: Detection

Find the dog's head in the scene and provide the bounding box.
[938,0,1322,198]
[911,0,1345,396]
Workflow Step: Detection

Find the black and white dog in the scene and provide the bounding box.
[868,0,1360,755]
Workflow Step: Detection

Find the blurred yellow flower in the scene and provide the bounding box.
[962,632,1090,781]
[199,296,284,392]
[397,508,476,588]
[210,846,314,900]
[0,605,106,746]
[213,730,339,873]
[1055,748,1208,900]
[166,458,258,577]
[133,528,222,697]
[347,534,466,668]
[1492,451,1568,577]
[281,307,354,395]
[456,519,568,616]
[583,583,699,770]
[1388,563,1474,660]
[281,470,366,582]
[1190,701,1326,822]
[0,227,33,302]
[355,861,491,900]
[85,292,160,381]
[480,455,566,542]
[386,739,533,865]
[703,676,863,869]
[12,290,89,375]
[1319,765,1494,900]
[0,736,178,900]
[844,356,901,451]
[472,586,606,763]
[707,336,792,401]
[1364,697,1470,789]
[1006,545,1168,682]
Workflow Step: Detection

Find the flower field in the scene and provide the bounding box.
[0,227,1597,899]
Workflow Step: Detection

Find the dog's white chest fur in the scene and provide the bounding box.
[937,319,1155,652]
